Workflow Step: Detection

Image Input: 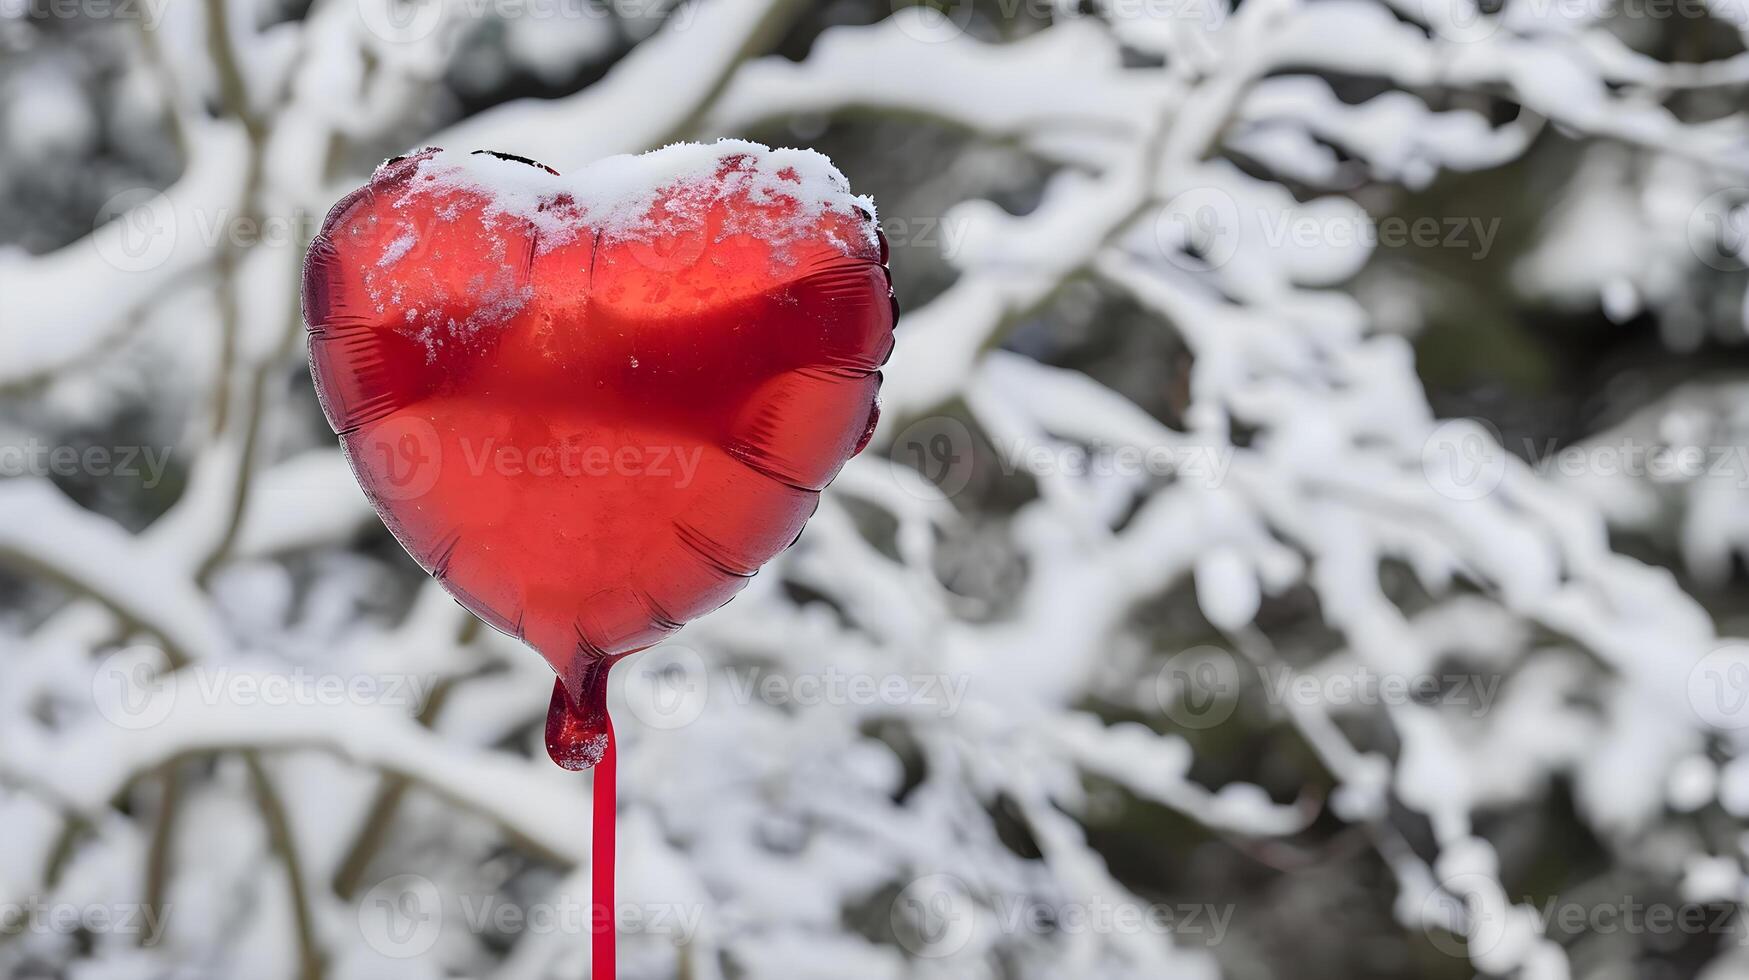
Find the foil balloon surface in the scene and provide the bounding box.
[303,142,896,769]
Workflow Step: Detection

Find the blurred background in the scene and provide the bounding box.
[4,0,1749,977]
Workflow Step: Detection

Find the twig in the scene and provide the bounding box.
[246,754,326,980]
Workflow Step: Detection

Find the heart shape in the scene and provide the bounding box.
[303,143,895,766]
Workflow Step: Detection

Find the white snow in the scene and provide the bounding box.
[392,140,877,256]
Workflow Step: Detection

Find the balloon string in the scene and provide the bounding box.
[592,712,617,978]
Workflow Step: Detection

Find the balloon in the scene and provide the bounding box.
[303,142,896,769]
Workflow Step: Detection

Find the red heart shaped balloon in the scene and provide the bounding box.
[303,143,895,768]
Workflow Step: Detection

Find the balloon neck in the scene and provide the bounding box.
[545,658,617,770]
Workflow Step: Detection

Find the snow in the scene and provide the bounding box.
[0,479,229,664]
[6,63,96,163]
[375,229,418,267]
[394,139,877,254]
[0,119,251,388]
[433,0,801,169]
[709,15,1156,156]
